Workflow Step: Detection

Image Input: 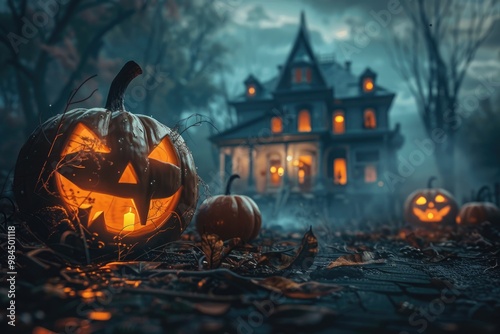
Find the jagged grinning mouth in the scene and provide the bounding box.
[412,206,451,222]
[55,172,181,236]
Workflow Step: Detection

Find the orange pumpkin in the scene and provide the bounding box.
[196,174,261,241]
[13,61,198,257]
[457,202,500,225]
[404,177,458,225]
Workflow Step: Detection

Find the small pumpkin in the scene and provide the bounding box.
[457,202,500,225]
[196,174,261,241]
[457,186,500,225]
[13,61,198,257]
[404,177,458,225]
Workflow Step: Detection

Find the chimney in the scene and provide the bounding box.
[345,61,352,72]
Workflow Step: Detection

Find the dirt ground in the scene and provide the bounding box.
[1,218,500,334]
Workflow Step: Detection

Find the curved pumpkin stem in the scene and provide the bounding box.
[427,176,437,188]
[225,174,240,195]
[476,185,492,202]
[105,61,143,112]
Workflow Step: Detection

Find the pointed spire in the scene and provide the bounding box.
[299,10,309,40]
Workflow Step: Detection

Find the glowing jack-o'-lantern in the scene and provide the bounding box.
[404,177,458,225]
[13,61,198,255]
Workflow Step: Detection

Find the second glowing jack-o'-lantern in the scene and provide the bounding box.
[404,177,458,225]
[13,61,198,256]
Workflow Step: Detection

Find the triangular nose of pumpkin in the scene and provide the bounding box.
[119,163,138,184]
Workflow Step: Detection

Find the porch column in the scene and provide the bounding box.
[283,142,289,186]
[248,145,255,192]
[315,140,325,192]
[219,149,225,193]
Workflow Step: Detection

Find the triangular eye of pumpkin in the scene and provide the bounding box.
[435,194,446,203]
[148,137,177,164]
[415,196,427,205]
[62,123,111,156]
[119,162,138,184]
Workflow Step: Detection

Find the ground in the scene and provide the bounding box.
[1,216,500,334]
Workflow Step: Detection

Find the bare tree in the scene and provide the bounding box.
[392,0,496,192]
[107,0,230,125]
[0,0,146,132]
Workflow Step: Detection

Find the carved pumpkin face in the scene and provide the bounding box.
[55,116,183,238]
[13,61,198,256]
[404,178,458,225]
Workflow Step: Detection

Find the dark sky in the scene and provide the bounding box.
[212,0,500,193]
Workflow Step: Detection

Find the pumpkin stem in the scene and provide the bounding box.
[476,185,492,202]
[427,176,437,188]
[225,174,240,195]
[105,61,143,112]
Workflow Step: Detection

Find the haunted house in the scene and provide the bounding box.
[210,13,404,220]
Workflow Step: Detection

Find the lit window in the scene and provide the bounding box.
[247,85,256,96]
[364,164,377,183]
[271,117,283,133]
[298,110,311,132]
[294,68,302,83]
[297,155,312,186]
[363,78,374,92]
[305,68,312,83]
[364,109,376,129]
[333,111,345,134]
[293,67,312,83]
[333,158,347,185]
[269,158,283,186]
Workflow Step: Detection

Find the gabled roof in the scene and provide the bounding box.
[229,12,394,104]
[230,61,393,103]
[274,11,327,91]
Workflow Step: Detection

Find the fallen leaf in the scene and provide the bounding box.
[199,235,242,269]
[223,237,242,257]
[259,226,318,271]
[326,251,385,269]
[201,234,224,269]
[252,276,341,299]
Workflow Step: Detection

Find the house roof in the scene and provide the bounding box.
[230,12,393,104]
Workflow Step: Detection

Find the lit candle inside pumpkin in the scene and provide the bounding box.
[123,207,135,231]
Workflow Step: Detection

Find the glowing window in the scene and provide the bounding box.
[297,155,312,186]
[363,78,374,92]
[364,164,377,183]
[247,85,256,96]
[269,158,283,186]
[271,117,283,133]
[293,67,312,83]
[333,158,347,185]
[333,111,345,134]
[364,109,376,129]
[305,68,312,83]
[298,169,305,184]
[294,68,302,83]
[298,110,311,132]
